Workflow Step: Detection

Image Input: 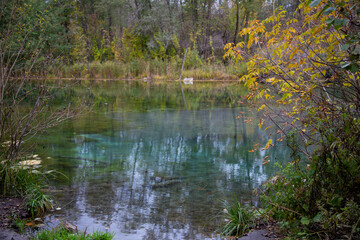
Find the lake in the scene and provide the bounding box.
[36,80,290,239]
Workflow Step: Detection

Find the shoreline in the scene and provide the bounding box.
[15,77,240,82]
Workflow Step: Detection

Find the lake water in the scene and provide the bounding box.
[37,81,290,239]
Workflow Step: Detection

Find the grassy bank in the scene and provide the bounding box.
[52,60,247,80]
[32,227,114,240]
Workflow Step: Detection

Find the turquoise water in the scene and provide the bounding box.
[37,81,290,239]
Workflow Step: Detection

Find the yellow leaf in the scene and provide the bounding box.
[265,125,273,131]
[258,104,266,111]
[259,118,263,130]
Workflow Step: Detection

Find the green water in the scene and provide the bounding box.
[37,81,290,239]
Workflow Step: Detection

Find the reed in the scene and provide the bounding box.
[55,60,245,81]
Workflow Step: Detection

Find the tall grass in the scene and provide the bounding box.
[25,183,52,217]
[220,201,257,237]
[0,157,54,217]
[32,227,114,240]
[54,60,246,80]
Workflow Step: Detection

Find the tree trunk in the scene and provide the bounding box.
[108,7,113,42]
[233,0,239,44]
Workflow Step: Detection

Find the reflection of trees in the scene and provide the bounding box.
[45,107,291,239]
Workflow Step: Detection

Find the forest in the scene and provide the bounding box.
[1,0,360,239]
[1,0,300,79]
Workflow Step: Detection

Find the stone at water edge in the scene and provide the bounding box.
[65,221,77,232]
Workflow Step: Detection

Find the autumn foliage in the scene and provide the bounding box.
[226,0,360,238]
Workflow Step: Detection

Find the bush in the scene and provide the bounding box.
[225,0,360,238]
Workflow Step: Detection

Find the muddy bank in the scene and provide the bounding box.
[0,197,29,239]
[0,197,29,228]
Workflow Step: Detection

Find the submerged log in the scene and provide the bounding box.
[151,180,182,189]
[56,156,108,165]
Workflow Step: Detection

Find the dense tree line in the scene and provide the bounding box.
[1,0,301,67]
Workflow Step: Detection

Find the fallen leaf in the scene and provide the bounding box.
[262,160,270,165]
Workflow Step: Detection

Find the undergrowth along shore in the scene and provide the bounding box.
[0,155,114,239]
[51,60,247,80]
[32,227,114,240]
[219,162,360,240]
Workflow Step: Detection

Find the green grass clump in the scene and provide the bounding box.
[32,227,114,240]
[0,157,55,217]
[220,201,257,237]
[25,184,52,217]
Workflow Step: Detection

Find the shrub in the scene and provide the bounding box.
[225,0,360,238]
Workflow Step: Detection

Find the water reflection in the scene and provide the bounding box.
[40,84,290,239]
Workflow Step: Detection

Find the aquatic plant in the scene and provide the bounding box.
[220,201,256,237]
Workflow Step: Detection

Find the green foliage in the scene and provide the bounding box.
[149,33,167,59]
[184,48,203,69]
[25,183,52,217]
[220,201,257,237]
[260,160,360,238]
[92,34,114,62]
[32,227,114,240]
[259,163,311,220]
[0,0,73,74]
[1,0,284,71]
[226,61,248,77]
[0,157,54,217]
[15,218,27,234]
[1,161,35,195]
[114,29,145,62]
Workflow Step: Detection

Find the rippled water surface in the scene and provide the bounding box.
[37,81,290,239]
